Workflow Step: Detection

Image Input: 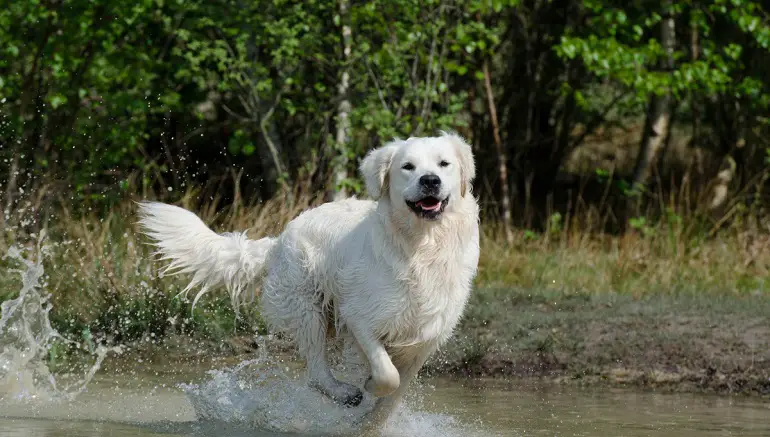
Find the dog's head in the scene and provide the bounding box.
[359,131,475,221]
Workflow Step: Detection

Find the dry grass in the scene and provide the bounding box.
[0,185,768,351]
[480,224,770,296]
[0,185,325,345]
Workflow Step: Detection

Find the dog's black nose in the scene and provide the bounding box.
[419,174,441,189]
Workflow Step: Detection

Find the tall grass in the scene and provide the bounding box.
[480,216,769,296]
[0,183,323,351]
[0,180,767,356]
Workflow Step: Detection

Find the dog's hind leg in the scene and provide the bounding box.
[260,238,362,407]
[297,301,364,407]
[262,282,363,406]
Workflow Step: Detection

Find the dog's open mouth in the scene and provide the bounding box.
[406,196,448,219]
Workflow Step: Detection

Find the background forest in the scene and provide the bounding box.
[1,1,769,384]
[2,0,769,229]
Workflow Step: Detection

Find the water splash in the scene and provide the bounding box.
[180,338,369,434]
[0,231,122,402]
[180,339,484,436]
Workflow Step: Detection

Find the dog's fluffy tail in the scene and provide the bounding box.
[137,201,276,310]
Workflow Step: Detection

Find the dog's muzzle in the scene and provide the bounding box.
[405,174,448,220]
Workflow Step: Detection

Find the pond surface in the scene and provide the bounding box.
[2,371,768,437]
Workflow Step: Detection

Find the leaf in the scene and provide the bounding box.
[49,94,67,109]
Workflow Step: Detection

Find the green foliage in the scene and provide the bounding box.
[350,0,481,141]
[555,0,770,107]
[0,0,769,228]
[629,216,655,237]
[548,213,563,235]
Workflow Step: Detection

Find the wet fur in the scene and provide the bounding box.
[137,132,480,429]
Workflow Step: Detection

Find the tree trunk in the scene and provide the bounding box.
[330,0,352,202]
[238,14,289,198]
[690,17,700,146]
[684,13,702,186]
[630,0,675,191]
[482,59,514,243]
[258,100,287,192]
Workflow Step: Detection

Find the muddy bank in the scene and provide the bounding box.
[427,287,770,396]
[429,349,770,396]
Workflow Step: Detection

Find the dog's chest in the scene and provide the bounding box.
[378,254,472,347]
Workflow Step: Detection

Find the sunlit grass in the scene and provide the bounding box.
[0,187,767,354]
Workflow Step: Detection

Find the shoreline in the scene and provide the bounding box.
[99,335,770,398]
[94,286,770,397]
[427,286,770,397]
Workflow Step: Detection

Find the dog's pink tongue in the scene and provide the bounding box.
[417,200,441,211]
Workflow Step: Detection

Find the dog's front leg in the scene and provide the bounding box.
[347,320,400,397]
[360,342,439,432]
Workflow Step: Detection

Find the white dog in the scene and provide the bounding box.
[137,132,480,427]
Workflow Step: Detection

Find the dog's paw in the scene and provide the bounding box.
[364,372,399,397]
[341,389,364,408]
[364,376,377,395]
[365,358,400,397]
[310,379,364,408]
[330,383,364,408]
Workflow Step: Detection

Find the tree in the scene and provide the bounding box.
[330,0,353,201]
[556,0,770,221]
[482,59,514,242]
[630,0,676,192]
[1,0,769,232]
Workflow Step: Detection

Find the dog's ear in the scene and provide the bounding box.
[360,142,400,200]
[441,131,476,197]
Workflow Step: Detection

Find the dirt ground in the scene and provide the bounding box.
[427,287,770,396]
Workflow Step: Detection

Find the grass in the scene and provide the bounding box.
[0,191,318,353]
[479,228,769,297]
[1,189,768,394]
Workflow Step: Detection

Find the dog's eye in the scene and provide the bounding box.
[439,160,450,168]
[401,163,415,171]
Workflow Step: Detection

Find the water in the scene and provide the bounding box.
[0,233,122,402]
[1,375,769,436]
[1,236,769,436]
